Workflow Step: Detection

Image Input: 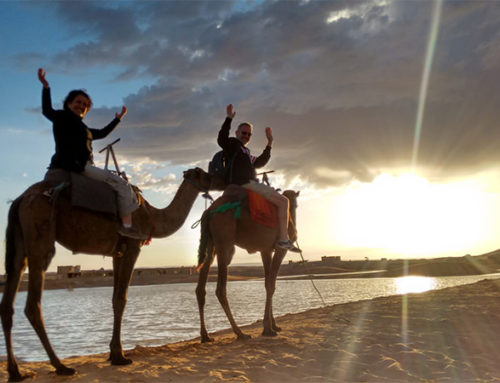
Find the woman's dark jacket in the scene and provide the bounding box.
[42,88,120,172]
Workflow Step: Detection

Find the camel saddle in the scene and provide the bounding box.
[43,169,118,216]
[222,185,278,228]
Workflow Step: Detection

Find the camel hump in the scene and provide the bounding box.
[205,185,248,214]
[222,184,248,200]
[44,168,71,184]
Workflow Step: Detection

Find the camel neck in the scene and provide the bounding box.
[149,180,200,238]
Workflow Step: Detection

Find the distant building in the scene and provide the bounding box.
[133,267,195,278]
[57,265,81,279]
[321,256,341,265]
[288,259,308,265]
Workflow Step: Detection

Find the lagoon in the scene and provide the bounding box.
[2,273,500,362]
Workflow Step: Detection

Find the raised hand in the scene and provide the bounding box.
[265,127,273,146]
[38,68,49,88]
[116,106,127,120]
[226,104,236,119]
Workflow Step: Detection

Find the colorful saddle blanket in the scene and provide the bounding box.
[246,189,278,228]
[218,185,278,228]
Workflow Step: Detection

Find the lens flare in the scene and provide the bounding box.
[411,0,443,169]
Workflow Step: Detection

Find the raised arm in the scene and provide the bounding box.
[115,106,127,120]
[226,104,235,119]
[38,68,49,89]
[265,127,273,148]
[38,68,56,121]
[217,104,234,149]
[90,106,126,140]
[254,127,273,168]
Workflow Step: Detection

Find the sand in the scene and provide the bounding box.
[2,278,500,382]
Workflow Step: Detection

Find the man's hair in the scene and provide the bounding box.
[63,89,93,111]
[237,122,253,131]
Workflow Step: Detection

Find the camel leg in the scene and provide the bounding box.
[14,196,74,376]
[215,249,251,340]
[195,248,214,343]
[0,226,29,382]
[109,244,140,365]
[260,250,277,337]
[269,249,287,332]
[24,263,75,376]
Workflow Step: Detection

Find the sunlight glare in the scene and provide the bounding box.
[335,173,493,257]
[395,276,436,294]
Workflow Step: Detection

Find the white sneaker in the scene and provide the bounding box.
[276,240,301,253]
[118,226,148,240]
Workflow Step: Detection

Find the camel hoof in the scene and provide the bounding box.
[262,329,278,337]
[8,371,33,382]
[237,333,251,341]
[273,325,282,332]
[111,356,133,366]
[56,365,76,376]
[201,336,214,343]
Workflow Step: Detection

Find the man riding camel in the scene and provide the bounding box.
[217,104,300,252]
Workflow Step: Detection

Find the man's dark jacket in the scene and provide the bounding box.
[217,117,271,186]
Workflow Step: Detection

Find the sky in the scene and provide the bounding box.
[2,0,500,273]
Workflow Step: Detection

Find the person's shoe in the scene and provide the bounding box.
[276,240,301,253]
[118,226,149,240]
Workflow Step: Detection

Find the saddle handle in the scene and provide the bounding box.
[256,170,275,186]
[99,138,128,181]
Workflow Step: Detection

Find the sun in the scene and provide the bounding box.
[335,172,493,257]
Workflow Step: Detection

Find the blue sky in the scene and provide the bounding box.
[2,0,500,273]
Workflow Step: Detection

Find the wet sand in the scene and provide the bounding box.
[2,278,500,382]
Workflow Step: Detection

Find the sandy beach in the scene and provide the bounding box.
[2,278,500,382]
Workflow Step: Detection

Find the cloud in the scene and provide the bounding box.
[20,0,500,187]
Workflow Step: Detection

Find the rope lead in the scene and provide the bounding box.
[293,240,351,324]
[294,239,327,306]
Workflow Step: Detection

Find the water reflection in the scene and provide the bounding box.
[395,276,437,294]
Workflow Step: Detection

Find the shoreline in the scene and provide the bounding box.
[4,269,497,293]
[4,250,500,292]
[2,278,500,381]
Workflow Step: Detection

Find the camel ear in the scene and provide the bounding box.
[296,191,300,197]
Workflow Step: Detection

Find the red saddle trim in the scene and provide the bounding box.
[246,189,278,228]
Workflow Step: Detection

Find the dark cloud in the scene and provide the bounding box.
[24,0,500,187]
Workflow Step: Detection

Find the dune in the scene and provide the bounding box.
[2,278,500,382]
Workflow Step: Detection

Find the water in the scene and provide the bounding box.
[2,274,499,362]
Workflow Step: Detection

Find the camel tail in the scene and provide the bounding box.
[196,210,213,271]
[5,197,23,275]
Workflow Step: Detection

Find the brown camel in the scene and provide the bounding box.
[195,188,299,342]
[0,167,211,381]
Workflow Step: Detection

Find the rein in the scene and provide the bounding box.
[183,177,213,202]
[287,216,351,324]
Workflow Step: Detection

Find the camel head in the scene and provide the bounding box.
[183,167,212,192]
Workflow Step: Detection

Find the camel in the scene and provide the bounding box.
[0,167,211,381]
[195,188,300,342]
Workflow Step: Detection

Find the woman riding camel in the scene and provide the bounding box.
[38,68,143,239]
